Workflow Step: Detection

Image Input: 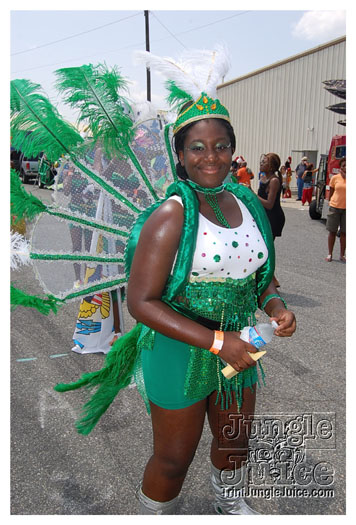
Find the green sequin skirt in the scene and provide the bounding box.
[138,275,265,411]
[141,331,262,410]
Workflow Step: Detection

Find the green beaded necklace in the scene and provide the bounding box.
[185,179,231,228]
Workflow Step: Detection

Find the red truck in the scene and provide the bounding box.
[309,134,346,220]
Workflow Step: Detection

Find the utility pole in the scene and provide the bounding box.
[144,10,151,102]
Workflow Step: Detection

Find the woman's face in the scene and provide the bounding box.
[260,153,279,174]
[260,154,269,173]
[178,119,232,188]
[340,160,346,176]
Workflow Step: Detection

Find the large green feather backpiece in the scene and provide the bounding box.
[11,47,231,311]
[10,63,177,309]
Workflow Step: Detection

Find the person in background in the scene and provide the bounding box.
[237,161,254,188]
[325,157,346,262]
[228,160,239,183]
[281,165,287,201]
[257,153,285,288]
[285,156,292,172]
[301,163,318,207]
[283,157,292,198]
[295,156,308,201]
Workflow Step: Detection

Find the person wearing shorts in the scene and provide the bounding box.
[326,157,346,262]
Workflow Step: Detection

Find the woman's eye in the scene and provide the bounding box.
[188,144,205,151]
[186,142,230,153]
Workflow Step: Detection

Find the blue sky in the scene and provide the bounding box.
[9,2,347,123]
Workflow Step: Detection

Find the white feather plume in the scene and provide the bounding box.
[133,43,231,100]
[11,232,31,270]
[130,100,160,123]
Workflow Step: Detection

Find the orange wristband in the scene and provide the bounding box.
[209,330,224,355]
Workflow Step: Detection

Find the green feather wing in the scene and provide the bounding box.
[10,78,83,163]
[55,63,134,158]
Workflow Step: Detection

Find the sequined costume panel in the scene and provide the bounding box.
[141,192,269,409]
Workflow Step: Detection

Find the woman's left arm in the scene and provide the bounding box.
[257,177,280,210]
[258,283,296,337]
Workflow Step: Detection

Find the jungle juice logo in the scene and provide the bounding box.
[218,412,335,494]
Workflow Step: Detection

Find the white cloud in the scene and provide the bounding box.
[292,10,346,41]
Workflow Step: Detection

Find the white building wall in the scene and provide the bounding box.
[217,37,346,192]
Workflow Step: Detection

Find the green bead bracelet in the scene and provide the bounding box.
[261,293,287,312]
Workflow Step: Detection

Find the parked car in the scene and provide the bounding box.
[19,152,40,184]
[10,148,22,171]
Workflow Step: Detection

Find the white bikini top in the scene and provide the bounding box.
[169,194,268,280]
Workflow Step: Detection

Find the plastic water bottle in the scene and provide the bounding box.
[240,320,279,348]
[221,320,278,379]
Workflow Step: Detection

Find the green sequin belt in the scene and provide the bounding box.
[175,272,258,330]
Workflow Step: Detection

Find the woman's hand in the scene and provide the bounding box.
[270,308,296,337]
[218,332,258,372]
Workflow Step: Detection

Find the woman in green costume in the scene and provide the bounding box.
[127,97,296,514]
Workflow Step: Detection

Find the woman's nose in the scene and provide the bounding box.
[205,147,218,160]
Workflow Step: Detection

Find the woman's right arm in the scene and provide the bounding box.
[127,199,257,371]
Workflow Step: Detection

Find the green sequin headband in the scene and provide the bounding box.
[173,92,230,135]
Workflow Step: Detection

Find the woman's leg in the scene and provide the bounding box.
[271,236,280,288]
[207,386,259,514]
[301,188,306,205]
[340,232,346,259]
[207,386,256,469]
[306,187,313,204]
[327,231,336,258]
[142,398,207,502]
[339,210,346,260]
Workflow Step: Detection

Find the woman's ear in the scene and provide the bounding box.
[178,150,184,167]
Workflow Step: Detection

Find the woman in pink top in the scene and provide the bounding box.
[325,157,346,262]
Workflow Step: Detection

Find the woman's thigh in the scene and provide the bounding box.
[149,398,207,467]
[326,207,341,233]
[207,387,257,453]
[142,332,205,409]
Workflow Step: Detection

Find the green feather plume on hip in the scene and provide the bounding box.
[54,323,142,435]
[10,169,47,222]
[10,285,63,315]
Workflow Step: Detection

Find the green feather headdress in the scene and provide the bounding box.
[134,44,231,134]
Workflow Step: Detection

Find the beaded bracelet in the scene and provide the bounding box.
[209,330,224,355]
[261,294,288,312]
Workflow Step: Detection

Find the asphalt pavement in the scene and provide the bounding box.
[10,186,346,515]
